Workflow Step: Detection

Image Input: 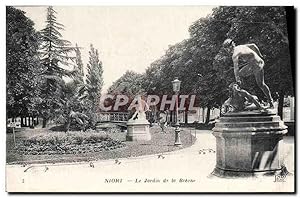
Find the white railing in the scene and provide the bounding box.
[96,112,129,122]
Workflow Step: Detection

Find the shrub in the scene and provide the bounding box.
[16,131,124,155]
[106,126,121,133]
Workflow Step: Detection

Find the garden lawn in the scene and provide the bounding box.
[6,126,196,164]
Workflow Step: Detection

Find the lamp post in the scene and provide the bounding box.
[172,77,182,147]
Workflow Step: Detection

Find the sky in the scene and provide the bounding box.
[17,6,215,91]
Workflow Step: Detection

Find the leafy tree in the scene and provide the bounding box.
[86,44,104,107]
[142,39,197,97]
[55,44,104,131]
[108,70,144,96]
[85,44,104,126]
[6,6,41,119]
[55,43,89,131]
[186,7,235,122]
[74,43,84,83]
[38,6,75,127]
[107,70,145,114]
[142,6,293,122]
[58,81,89,131]
[142,60,165,95]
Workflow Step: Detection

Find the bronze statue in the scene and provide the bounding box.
[222,82,266,114]
[223,39,274,108]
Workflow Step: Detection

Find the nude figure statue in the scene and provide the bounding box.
[222,39,274,108]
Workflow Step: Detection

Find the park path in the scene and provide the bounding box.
[6,130,294,192]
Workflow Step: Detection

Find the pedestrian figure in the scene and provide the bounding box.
[158,111,167,133]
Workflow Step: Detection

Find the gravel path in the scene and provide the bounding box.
[6,130,294,192]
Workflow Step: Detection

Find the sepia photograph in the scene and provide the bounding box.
[4,4,295,193]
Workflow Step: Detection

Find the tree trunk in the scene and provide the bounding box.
[20,116,23,127]
[31,117,35,128]
[42,117,47,128]
[205,107,211,124]
[153,107,157,123]
[65,118,71,132]
[185,110,188,124]
[202,108,205,123]
[278,92,284,119]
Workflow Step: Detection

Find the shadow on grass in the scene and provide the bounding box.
[49,124,84,132]
[49,125,65,131]
[195,123,214,130]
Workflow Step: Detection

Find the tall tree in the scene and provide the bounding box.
[187,7,234,113]
[142,40,193,96]
[107,70,145,113]
[74,43,84,83]
[6,6,41,119]
[108,70,144,96]
[86,44,104,112]
[38,6,75,127]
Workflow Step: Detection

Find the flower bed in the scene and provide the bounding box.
[15,131,125,155]
[7,126,196,164]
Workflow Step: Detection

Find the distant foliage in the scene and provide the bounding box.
[108,70,144,96]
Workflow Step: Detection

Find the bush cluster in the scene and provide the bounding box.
[15,131,125,155]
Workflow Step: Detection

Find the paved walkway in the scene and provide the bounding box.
[6,130,294,192]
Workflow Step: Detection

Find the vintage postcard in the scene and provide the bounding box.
[5,5,295,193]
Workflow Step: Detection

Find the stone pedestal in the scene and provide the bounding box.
[126,119,151,141]
[212,111,288,177]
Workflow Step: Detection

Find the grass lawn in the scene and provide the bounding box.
[6,125,196,165]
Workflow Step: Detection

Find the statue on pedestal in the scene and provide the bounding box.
[222,39,274,109]
[126,96,151,141]
[211,39,288,178]
[128,96,150,122]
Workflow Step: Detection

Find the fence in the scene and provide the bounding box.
[96,112,129,122]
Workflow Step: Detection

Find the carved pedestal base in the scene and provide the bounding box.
[126,119,151,141]
[211,111,288,178]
